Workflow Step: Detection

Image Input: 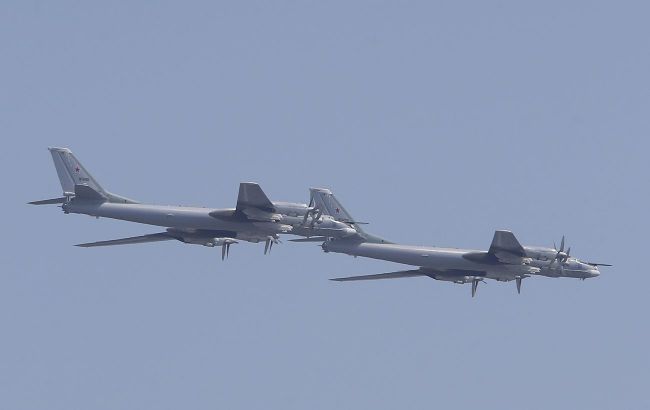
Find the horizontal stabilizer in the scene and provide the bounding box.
[28,197,67,205]
[289,237,328,243]
[75,184,107,201]
[236,182,274,212]
[330,269,426,282]
[76,232,173,247]
[488,230,526,257]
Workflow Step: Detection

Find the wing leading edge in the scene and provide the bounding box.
[330,269,426,281]
[75,233,174,247]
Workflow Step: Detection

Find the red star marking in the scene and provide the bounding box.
[335,207,340,213]
[75,166,80,172]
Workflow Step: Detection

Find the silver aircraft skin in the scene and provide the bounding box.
[307,189,609,297]
[30,148,357,258]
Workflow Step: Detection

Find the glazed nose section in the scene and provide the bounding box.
[590,267,600,278]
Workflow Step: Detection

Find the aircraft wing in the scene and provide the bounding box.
[75,232,174,247]
[330,269,426,281]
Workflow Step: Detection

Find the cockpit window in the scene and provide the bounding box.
[567,260,584,269]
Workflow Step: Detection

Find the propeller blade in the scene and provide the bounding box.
[264,238,270,255]
[226,243,231,258]
[310,209,322,228]
[471,279,479,298]
[559,236,565,252]
[549,250,562,266]
[222,245,226,261]
[516,277,522,294]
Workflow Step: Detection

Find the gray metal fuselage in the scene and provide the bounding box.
[323,240,600,281]
[64,199,355,243]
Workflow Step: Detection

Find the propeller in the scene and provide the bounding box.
[516,277,522,294]
[471,277,486,298]
[301,209,312,226]
[220,239,237,261]
[264,236,281,255]
[302,207,323,227]
[549,236,571,266]
[301,193,322,227]
[310,208,323,227]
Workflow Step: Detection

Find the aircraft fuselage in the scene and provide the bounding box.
[322,240,600,281]
[63,199,356,242]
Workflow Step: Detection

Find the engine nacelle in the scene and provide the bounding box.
[181,236,238,247]
[210,237,238,247]
[432,275,478,284]
[272,202,310,217]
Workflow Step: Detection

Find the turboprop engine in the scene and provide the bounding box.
[179,236,238,260]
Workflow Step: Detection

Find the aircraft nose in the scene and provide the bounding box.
[590,268,600,278]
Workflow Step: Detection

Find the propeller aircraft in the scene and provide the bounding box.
[30,147,609,297]
[304,189,610,297]
[30,148,358,258]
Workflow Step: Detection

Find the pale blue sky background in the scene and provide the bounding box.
[1,1,648,409]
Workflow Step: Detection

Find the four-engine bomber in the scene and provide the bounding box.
[31,147,610,295]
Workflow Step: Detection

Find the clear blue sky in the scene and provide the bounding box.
[2,1,648,409]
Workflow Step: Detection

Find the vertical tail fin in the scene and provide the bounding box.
[46,147,137,204]
[309,188,359,226]
[309,188,390,244]
[49,147,106,195]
